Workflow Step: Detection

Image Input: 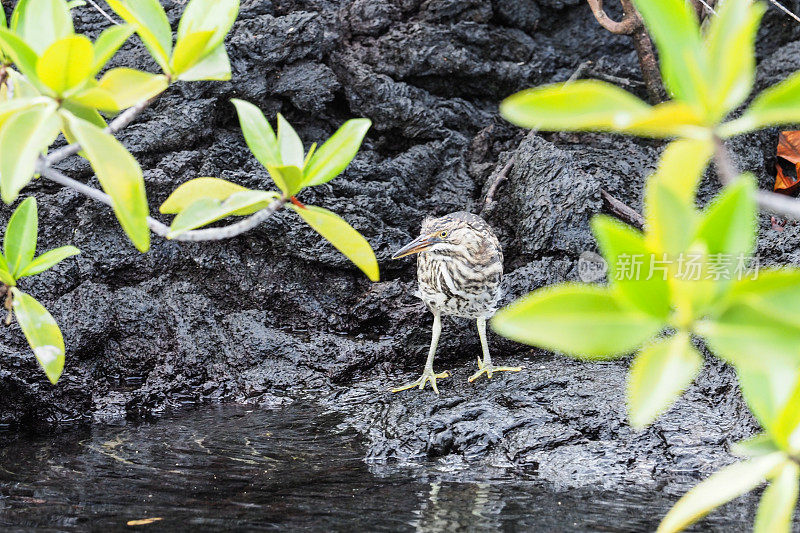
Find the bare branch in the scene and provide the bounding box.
[586,0,639,34]
[481,157,514,213]
[600,188,644,229]
[36,164,288,242]
[44,96,157,166]
[86,0,120,25]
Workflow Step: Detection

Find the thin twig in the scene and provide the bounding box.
[714,136,800,220]
[44,97,156,166]
[86,0,120,25]
[600,188,645,229]
[769,0,800,24]
[481,158,514,213]
[37,165,288,242]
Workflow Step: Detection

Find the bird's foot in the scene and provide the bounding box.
[468,364,522,383]
[391,369,451,394]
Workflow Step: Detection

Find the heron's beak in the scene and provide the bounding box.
[392,234,436,259]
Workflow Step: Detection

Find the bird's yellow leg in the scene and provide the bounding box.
[391,312,451,394]
[469,317,522,382]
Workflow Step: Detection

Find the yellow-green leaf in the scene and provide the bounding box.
[289,204,379,281]
[167,190,278,237]
[176,43,231,82]
[177,0,239,55]
[0,268,14,286]
[627,332,703,429]
[36,35,94,96]
[267,164,304,197]
[754,460,799,533]
[3,197,38,277]
[0,28,44,92]
[10,287,66,384]
[73,68,168,112]
[591,215,671,319]
[91,24,135,76]
[651,138,713,204]
[0,104,60,205]
[277,113,304,168]
[160,177,273,216]
[231,99,280,167]
[170,30,214,74]
[491,284,664,359]
[705,0,764,121]
[621,101,709,138]
[105,0,172,73]
[657,452,787,533]
[631,0,707,108]
[500,80,652,132]
[11,0,73,55]
[304,119,371,186]
[18,246,80,278]
[63,113,151,252]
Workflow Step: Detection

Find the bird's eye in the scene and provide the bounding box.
[439,230,448,238]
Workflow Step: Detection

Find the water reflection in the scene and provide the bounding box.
[0,404,759,531]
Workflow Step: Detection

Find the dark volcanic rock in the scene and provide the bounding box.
[0,0,794,493]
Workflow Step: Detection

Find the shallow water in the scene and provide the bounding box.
[0,403,753,532]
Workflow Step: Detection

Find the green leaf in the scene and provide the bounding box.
[8,69,43,99]
[61,99,107,131]
[619,101,708,138]
[167,190,278,237]
[772,373,800,452]
[170,30,214,74]
[231,99,281,168]
[591,215,670,319]
[3,197,37,277]
[10,0,73,55]
[500,80,651,132]
[73,68,168,112]
[176,0,239,55]
[267,164,304,197]
[725,70,800,134]
[91,24,135,76]
[644,179,696,256]
[36,35,94,96]
[695,177,756,258]
[175,43,230,81]
[698,304,800,428]
[18,246,80,277]
[491,284,664,359]
[160,177,273,216]
[277,113,304,168]
[288,204,379,282]
[652,138,714,204]
[0,97,56,130]
[754,461,799,533]
[105,0,172,72]
[0,104,60,204]
[0,268,14,286]
[161,177,248,214]
[304,119,371,187]
[63,113,150,252]
[9,288,66,384]
[705,0,764,120]
[732,434,781,458]
[631,0,707,109]
[726,268,800,325]
[626,332,703,429]
[0,28,44,91]
[657,452,787,533]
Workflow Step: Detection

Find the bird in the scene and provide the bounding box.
[390,211,521,393]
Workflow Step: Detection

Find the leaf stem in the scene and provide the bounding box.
[36,164,287,242]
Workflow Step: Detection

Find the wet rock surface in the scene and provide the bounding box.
[1,0,798,492]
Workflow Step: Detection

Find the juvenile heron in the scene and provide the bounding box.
[391,211,521,393]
